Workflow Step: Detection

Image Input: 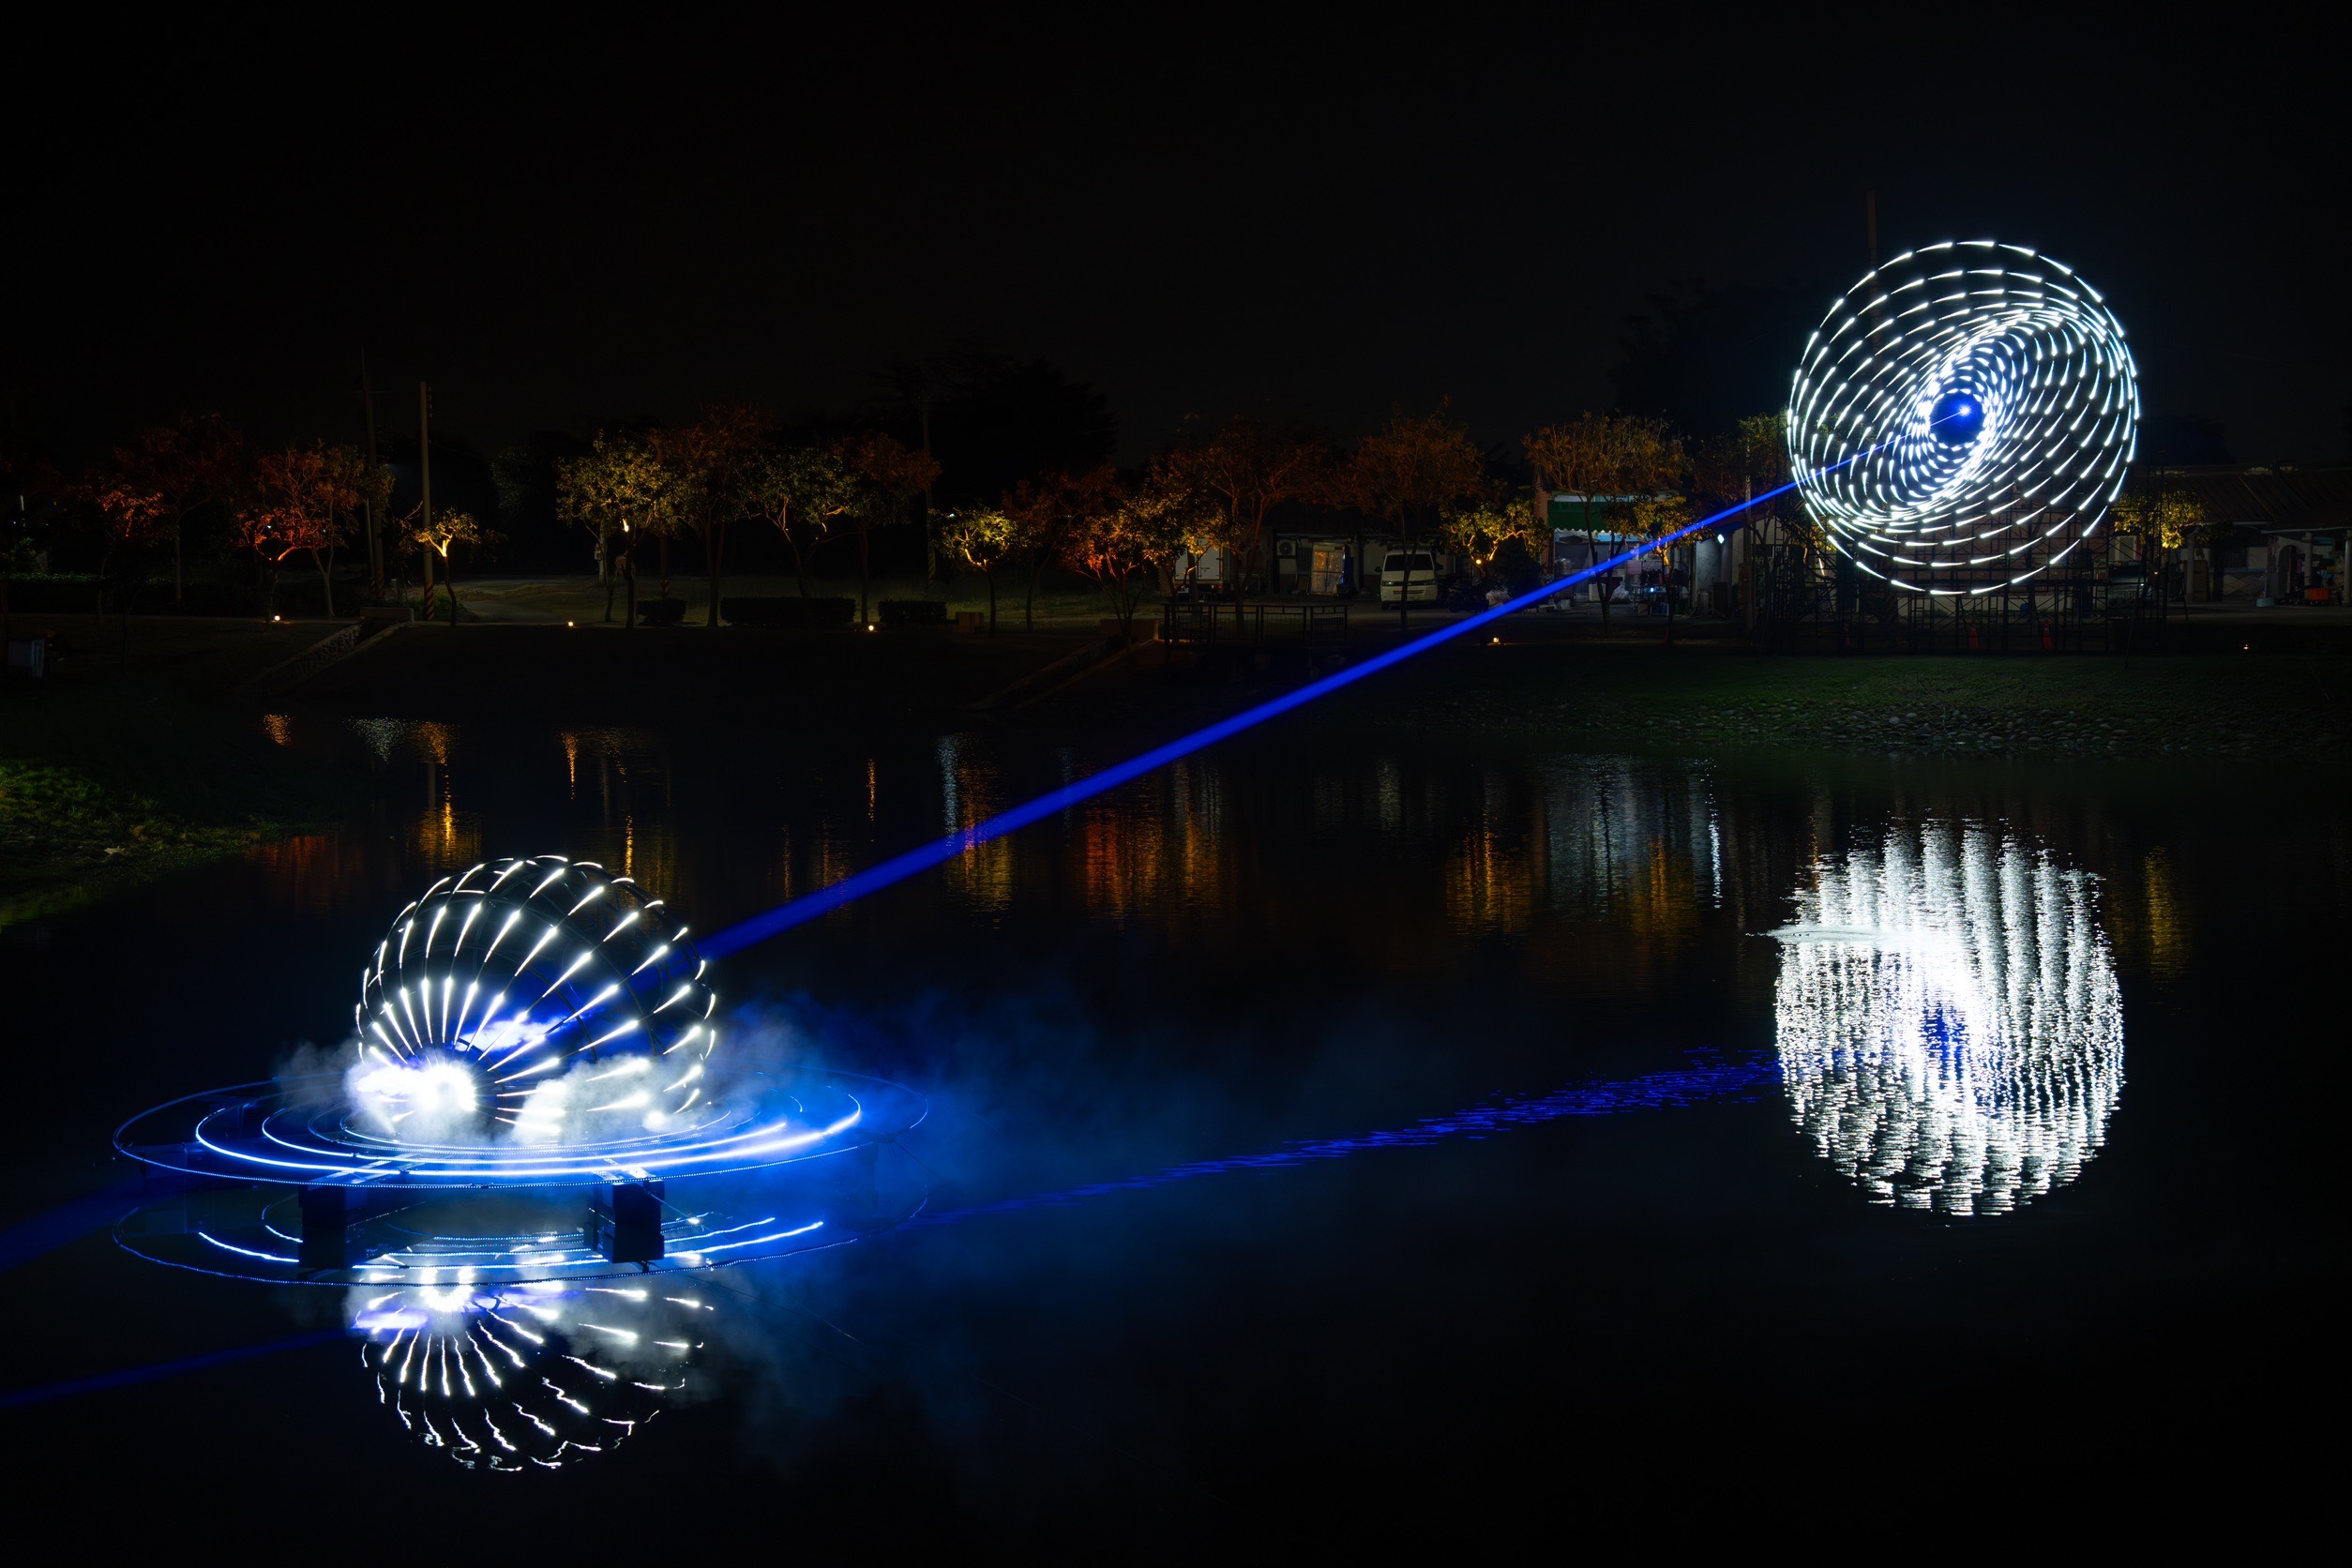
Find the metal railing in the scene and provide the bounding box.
[237,623,361,695]
[1160,601,1350,647]
[1752,546,2182,654]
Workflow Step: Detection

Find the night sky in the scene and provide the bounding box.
[10,18,2343,466]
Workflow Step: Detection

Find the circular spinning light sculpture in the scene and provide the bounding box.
[352,855,716,1143]
[1786,241,2140,594]
[1772,823,2124,1216]
[113,855,932,1284]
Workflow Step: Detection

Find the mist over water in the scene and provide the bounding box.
[6,713,2344,1542]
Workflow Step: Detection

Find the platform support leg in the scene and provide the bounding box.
[297,1184,354,1271]
[586,1179,667,1263]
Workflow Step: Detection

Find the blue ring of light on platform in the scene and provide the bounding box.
[111,1069,930,1285]
[114,1069,926,1187]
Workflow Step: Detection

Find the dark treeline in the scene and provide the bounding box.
[27,315,2218,633]
[484,354,1117,579]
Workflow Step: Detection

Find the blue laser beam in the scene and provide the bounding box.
[911,1052,1779,1228]
[704,460,1856,957]
[0,1179,144,1274]
[39,1059,1770,1410]
[0,1330,345,1410]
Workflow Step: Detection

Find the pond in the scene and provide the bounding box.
[4,709,2341,1543]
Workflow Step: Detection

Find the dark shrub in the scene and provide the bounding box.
[2,572,364,618]
[3,574,104,611]
[878,599,948,627]
[636,597,689,626]
[721,596,855,628]
[265,578,333,618]
[1442,578,1488,612]
[1493,535,1545,596]
[178,581,268,617]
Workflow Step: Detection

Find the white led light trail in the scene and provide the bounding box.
[1771,823,2124,1215]
[1787,241,2140,595]
[112,859,930,1291]
[356,856,716,1137]
[349,1280,709,1470]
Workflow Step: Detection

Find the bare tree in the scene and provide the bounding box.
[745,445,855,599]
[1344,403,1487,628]
[652,408,764,628]
[1157,416,1326,601]
[836,433,942,626]
[1524,414,1680,627]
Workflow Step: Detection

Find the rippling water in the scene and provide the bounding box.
[5,711,2343,1540]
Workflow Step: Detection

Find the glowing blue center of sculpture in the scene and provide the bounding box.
[1930,388,1984,445]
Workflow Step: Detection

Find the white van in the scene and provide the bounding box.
[1379,550,1446,604]
[1170,547,1229,596]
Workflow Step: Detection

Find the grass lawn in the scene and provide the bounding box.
[0,616,365,924]
[1329,641,2351,761]
[1057,621,2348,765]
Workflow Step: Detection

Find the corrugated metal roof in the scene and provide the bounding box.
[2139,465,2352,532]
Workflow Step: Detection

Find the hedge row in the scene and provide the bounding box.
[2,575,339,617]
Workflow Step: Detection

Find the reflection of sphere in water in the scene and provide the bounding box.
[1772,825,2123,1215]
[351,1279,711,1470]
[353,857,717,1141]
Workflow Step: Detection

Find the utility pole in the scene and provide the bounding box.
[362,354,382,597]
[1863,191,1886,354]
[418,381,433,611]
[919,368,937,580]
[1741,475,1756,636]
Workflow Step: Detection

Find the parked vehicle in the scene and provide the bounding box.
[1170,548,1230,598]
[1379,550,1453,604]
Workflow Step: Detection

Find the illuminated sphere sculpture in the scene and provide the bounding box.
[113,855,927,1284]
[354,856,717,1139]
[1787,241,2140,594]
[1772,824,2124,1216]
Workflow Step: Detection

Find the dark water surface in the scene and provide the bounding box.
[6,712,2344,1545]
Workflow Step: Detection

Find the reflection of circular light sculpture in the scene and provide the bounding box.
[351,1279,712,1470]
[1787,241,2140,594]
[1772,824,2124,1215]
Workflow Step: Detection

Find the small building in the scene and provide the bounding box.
[2138,465,2349,605]
[1273,535,1370,596]
[1545,493,1724,611]
[1268,531,1464,598]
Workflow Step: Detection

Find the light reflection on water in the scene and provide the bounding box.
[238,716,2158,1226]
[15,665,2352,1537]
[234,717,2182,1040]
[220,719,2143,1233]
[1772,824,2125,1216]
[33,703,2348,1515]
[346,1280,711,1470]
[246,832,377,919]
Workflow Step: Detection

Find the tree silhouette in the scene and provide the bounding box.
[837,432,941,626]
[1344,403,1486,628]
[745,445,855,600]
